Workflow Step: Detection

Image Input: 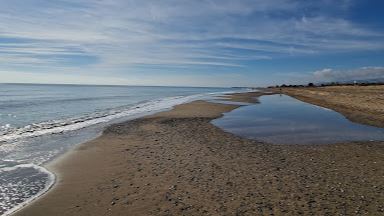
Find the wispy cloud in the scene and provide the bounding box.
[313,67,384,82]
[0,0,383,85]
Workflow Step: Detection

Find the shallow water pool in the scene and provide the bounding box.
[212,94,384,144]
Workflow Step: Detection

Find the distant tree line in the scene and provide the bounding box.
[269,81,384,88]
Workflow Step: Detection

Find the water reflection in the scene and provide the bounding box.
[212,94,384,144]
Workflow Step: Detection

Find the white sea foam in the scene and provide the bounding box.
[0,92,231,144]
[0,87,249,216]
[0,164,45,173]
[0,90,242,215]
[1,164,55,216]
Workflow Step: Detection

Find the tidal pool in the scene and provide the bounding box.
[212,94,384,144]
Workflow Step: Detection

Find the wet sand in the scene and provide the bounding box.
[16,91,384,215]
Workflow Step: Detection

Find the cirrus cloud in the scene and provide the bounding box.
[0,0,383,86]
[313,67,384,82]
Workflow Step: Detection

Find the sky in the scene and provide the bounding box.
[0,0,383,87]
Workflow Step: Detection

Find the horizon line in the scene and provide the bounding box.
[0,82,254,89]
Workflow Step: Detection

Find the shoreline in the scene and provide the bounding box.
[15,91,384,215]
[9,91,261,215]
[3,90,238,215]
[15,100,242,216]
[3,165,55,216]
[11,91,265,215]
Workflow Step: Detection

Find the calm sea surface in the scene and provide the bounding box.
[0,83,234,215]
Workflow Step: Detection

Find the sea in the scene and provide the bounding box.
[0,83,238,215]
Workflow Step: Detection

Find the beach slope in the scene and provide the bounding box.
[281,85,384,127]
[16,92,384,215]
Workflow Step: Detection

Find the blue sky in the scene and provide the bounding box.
[0,0,383,87]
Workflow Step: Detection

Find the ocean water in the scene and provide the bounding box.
[0,83,235,215]
[213,94,384,144]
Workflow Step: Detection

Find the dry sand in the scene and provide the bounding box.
[15,91,384,216]
[280,85,384,128]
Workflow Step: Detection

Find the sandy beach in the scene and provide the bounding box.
[15,90,384,216]
[3,1,384,215]
[280,85,384,128]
